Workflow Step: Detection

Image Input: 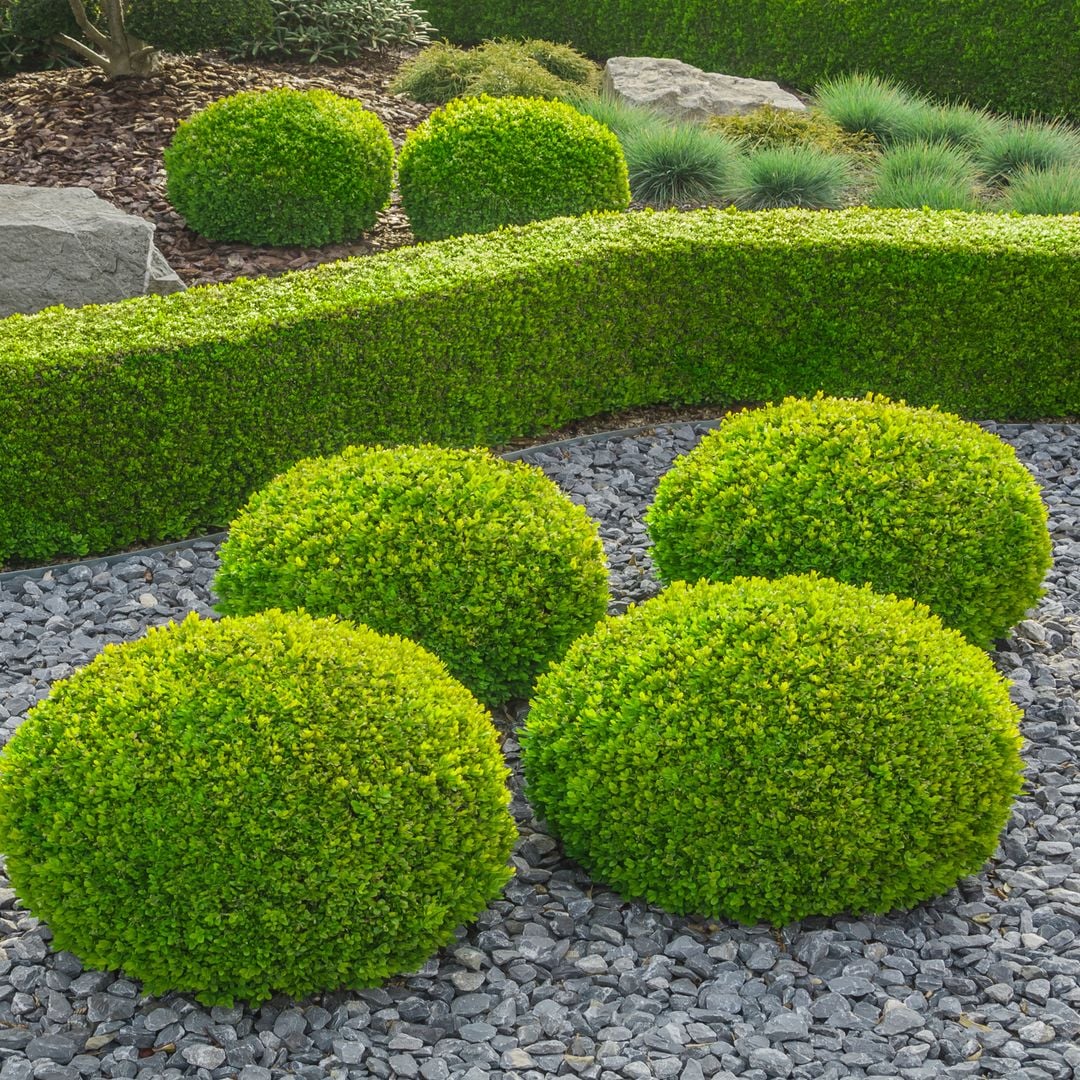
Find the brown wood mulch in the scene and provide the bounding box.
[0,50,437,286]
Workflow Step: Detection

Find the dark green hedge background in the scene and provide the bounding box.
[1,207,1077,564]
[420,0,1079,118]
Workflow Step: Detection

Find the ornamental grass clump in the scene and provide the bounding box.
[214,444,610,707]
[869,141,980,210]
[975,117,1080,185]
[721,144,854,209]
[647,394,1052,646]
[397,94,629,241]
[164,87,393,246]
[890,101,1003,151]
[620,121,741,207]
[812,72,924,144]
[522,574,1023,925]
[1004,165,1080,215]
[0,610,516,1005]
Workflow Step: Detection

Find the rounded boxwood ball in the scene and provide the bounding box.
[646,394,1052,646]
[164,87,393,246]
[397,93,630,241]
[0,610,516,1005]
[213,444,610,707]
[521,574,1024,925]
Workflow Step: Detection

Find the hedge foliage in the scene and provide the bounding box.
[648,394,1052,647]
[0,207,1077,564]
[9,0,273,53]
[0,609,516,1004]
[420,0,1078,119]
[214,444,610,706]
[165,88,393,247]
[397,94,629,241]
[521,574,1024,924]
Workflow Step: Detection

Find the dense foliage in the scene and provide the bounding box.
[397,94,629,240]
[164,88,393,246]
[0,208,1076,564]
[521,575,1024,924]
[389,38,598,104]
[0,610,516,1004]
[7,0,273,73]
[419,0,1077,118]
[647,394,1052,646]
[214,445,610,706]
[227,0,434,63]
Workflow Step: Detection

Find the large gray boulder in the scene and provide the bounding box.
[602,56,807,123]
[0,185,184,318]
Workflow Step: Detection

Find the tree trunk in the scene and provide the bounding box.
[57,0,161,78]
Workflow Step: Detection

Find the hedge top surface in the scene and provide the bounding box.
[521,574,1024,925]
[0,609,516,1004]
[3,207,1076,371]
[646,393,1053,646]
[213,443,610,706]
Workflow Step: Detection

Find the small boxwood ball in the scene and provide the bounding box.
[521,574,1024,925]
[164,87,393,246]
[0,610,516,1005]
[213,444,610,707]
[397,93,631,241]
[646,394,1052,646]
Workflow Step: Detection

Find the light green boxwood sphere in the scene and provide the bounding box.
[164,87,393,246]
[0,610,515,1005]
[521,574,1024,925]
[397,93,631,241]
[213,444,610,707]
[646,394,1052,646]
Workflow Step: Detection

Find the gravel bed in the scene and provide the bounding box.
[0,420,1078,1080]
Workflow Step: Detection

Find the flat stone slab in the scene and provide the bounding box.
[602,56,807,123]
[0,185,184,318]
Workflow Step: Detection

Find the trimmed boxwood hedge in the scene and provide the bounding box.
[0,207,1077,564]
[420,0,1079,119]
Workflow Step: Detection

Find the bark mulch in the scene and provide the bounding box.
[0,50,436,286]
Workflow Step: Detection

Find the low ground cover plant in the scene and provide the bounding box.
[0,609,516,1004]
[213,444,610,706]
[389,37,598,104]
[647,394,1052,647]
[164,86,393,246]
[706,105,874,156]
[521,574,1024,924]
[397,93,629,240]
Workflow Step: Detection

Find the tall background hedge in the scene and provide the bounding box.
[420,0,1079,119]
[0,207,1077,565]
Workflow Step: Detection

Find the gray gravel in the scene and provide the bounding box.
[0,419,1079,1080]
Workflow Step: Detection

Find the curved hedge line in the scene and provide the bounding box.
[420,0,1080,119]
[0,207,1077,564]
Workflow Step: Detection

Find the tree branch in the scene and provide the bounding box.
[65,0,110,48]
[102,0,127,50]
[53,31,109,66]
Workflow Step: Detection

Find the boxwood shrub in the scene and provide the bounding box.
[521,574,1024,925]
[214,444,610,706]
[397,94,630,241]
[165,87,394,246]
[0,207,1076,564]
[419,0,1078,118]
[0,609,516,1004]
[647,394,1052,647]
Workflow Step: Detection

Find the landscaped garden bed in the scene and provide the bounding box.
[2,3,1080,1078]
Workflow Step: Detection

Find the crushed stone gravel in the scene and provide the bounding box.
[0,419,1078,1080]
